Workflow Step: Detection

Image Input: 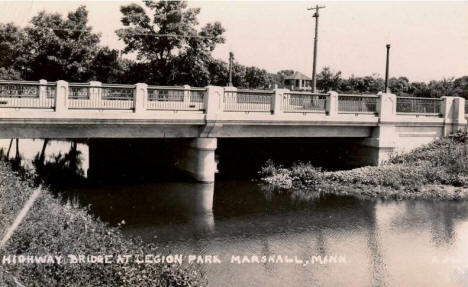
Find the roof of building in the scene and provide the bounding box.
[284,72,311,81]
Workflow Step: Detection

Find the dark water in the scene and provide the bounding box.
[66,180,468,287]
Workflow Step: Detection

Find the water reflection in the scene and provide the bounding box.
[67,182,216,236]
[62,180,468,286]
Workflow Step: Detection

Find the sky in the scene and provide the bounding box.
[0,1,467,82]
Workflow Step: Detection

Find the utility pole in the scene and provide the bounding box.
[228,52,234,87]
[308,5,325,93]
[384,44,391,93]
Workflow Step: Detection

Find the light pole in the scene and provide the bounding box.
[228,52,234,87]
[308,5,325,93]
[384,44,391,92]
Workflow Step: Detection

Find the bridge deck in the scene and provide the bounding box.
[0,80,466,139]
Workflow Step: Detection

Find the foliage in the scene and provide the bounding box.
[22,7,101,81]
[1,4,467,92]
[0,23,26,76]
[316,67,342,92]
[0,161,205,286]
[260,131,468,201]
[116,0,224,85]
[279,66,468,99]
[0,6,121,82]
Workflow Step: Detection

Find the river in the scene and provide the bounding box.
[2,139,468,286]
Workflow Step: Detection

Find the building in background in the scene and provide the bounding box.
[283,72,312,91]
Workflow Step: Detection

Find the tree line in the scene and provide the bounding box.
[0,1,466,99]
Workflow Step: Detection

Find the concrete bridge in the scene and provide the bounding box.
[0,80,467,183]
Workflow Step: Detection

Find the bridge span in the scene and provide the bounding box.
[0,80,467,183]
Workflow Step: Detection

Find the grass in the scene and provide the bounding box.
[0,161,205,287]
[259,130,468,201]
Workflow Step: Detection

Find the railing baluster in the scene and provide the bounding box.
[282,92,328,113]
[337,94,378,113]
[396,97,441,115]
[0,80,56,109]
[222,89,274,112]
[146,86,206,111]
[67,83,135,110]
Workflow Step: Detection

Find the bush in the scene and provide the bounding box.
[0,162,205,286]
[259,131,468,200]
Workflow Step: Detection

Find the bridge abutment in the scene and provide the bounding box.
[356,124,397,165]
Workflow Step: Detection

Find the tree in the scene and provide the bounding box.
[116,1,224,85]
[0,23,27,77]
[388,77,410,96]
[207,59,229,86]
[0,67,21,80]
[21,6,102,81]
[452,76,468,99]
[89,47,124,83]
[317,67,342,92]
[244,66,274,89]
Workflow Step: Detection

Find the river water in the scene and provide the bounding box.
[63,181,468,287]
[2,139,468,286]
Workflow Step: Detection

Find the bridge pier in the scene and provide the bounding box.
[175,138,218,183]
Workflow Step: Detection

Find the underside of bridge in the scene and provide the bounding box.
[86,137,389,184]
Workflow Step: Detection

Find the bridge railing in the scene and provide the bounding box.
[223,89,274,112]
[68,83,135,110]
[396,97,441,115]
[0,80,56,109]
[1,80,466,124]
[282,91,328,113]
[147,86,205,111]
[338,94,378,113]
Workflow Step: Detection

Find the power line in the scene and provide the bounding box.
[50,28,218,39]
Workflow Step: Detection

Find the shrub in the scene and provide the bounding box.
[0,162,205,286]
[259,131,468,200]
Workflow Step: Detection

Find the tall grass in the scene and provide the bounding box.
[260,131,468,200]
[0,162,205,286]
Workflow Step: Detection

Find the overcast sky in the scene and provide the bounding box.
[0,1,467,82]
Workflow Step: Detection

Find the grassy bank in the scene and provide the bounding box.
[0,161,205,287]
[260,131,468,201]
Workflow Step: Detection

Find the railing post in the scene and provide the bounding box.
[134,83,147,114]
[55,80,68,113]
[39,79,47,103]
[204,86,224,117]
[440,96,455,119]
[89,81,101,104]
[377,92,396,121]
[327,91,338,116]
[183,85,191,108]
[272,88,288,115]
[445,97,467,133]
[441,96,455,136]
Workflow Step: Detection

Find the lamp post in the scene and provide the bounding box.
[384,44,391,93]
[228,52,234,87]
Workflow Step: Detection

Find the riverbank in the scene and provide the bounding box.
[260,131,468,200]
[0,161,205,286]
